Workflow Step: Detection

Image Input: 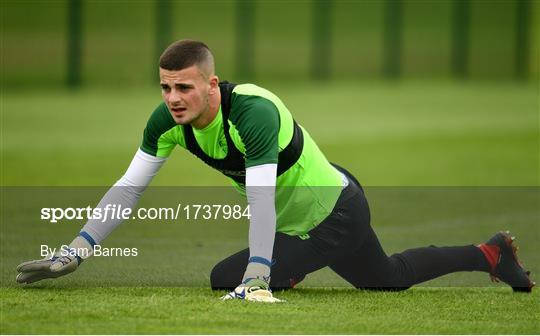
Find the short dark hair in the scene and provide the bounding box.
[159,39,214,75]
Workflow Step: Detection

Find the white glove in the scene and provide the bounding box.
[16,247,81,284]
[221,278,284,303]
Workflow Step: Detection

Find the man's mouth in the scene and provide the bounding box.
[170,107,187,115]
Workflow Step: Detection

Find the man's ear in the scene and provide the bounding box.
[208,75,219,94]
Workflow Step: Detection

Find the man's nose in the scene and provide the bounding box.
[168,89,182,104]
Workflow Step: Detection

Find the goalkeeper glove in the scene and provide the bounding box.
[16,235,93,284]
[16,247,80,284]
[221,278,283,303]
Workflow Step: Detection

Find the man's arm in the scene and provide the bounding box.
[16,149,166,284]
[221,92,284,301]
[221,163,283,302]
[80,149,166,244]
[242,163,278,282]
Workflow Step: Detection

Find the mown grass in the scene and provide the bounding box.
[1,81,538,334]
[2,81,537,186]
[1,287,539,334]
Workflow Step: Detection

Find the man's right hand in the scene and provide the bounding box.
[221,278,284,303]
[16,249,80,284]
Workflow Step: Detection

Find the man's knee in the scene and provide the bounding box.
[270,274,306,291]
[210,259,306,291]
[210,259,242,291]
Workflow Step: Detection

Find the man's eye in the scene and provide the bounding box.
[161,86,170,91]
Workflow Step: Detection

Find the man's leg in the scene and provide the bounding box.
[213,166,534,292]
[329,220,490,290]
[210,167,480,291]
[328,173,533,291]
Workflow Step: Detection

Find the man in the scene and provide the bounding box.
[16,40,535,301]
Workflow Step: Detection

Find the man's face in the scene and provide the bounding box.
[159,65,213,126]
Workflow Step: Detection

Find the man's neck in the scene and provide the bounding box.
[191,87,221,129]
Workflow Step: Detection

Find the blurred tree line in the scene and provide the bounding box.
[1,0,537,88]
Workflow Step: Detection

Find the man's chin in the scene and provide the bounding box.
[172,116,191,125]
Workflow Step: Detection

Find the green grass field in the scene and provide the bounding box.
[1,81,539,334]
[1,287,538,334]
